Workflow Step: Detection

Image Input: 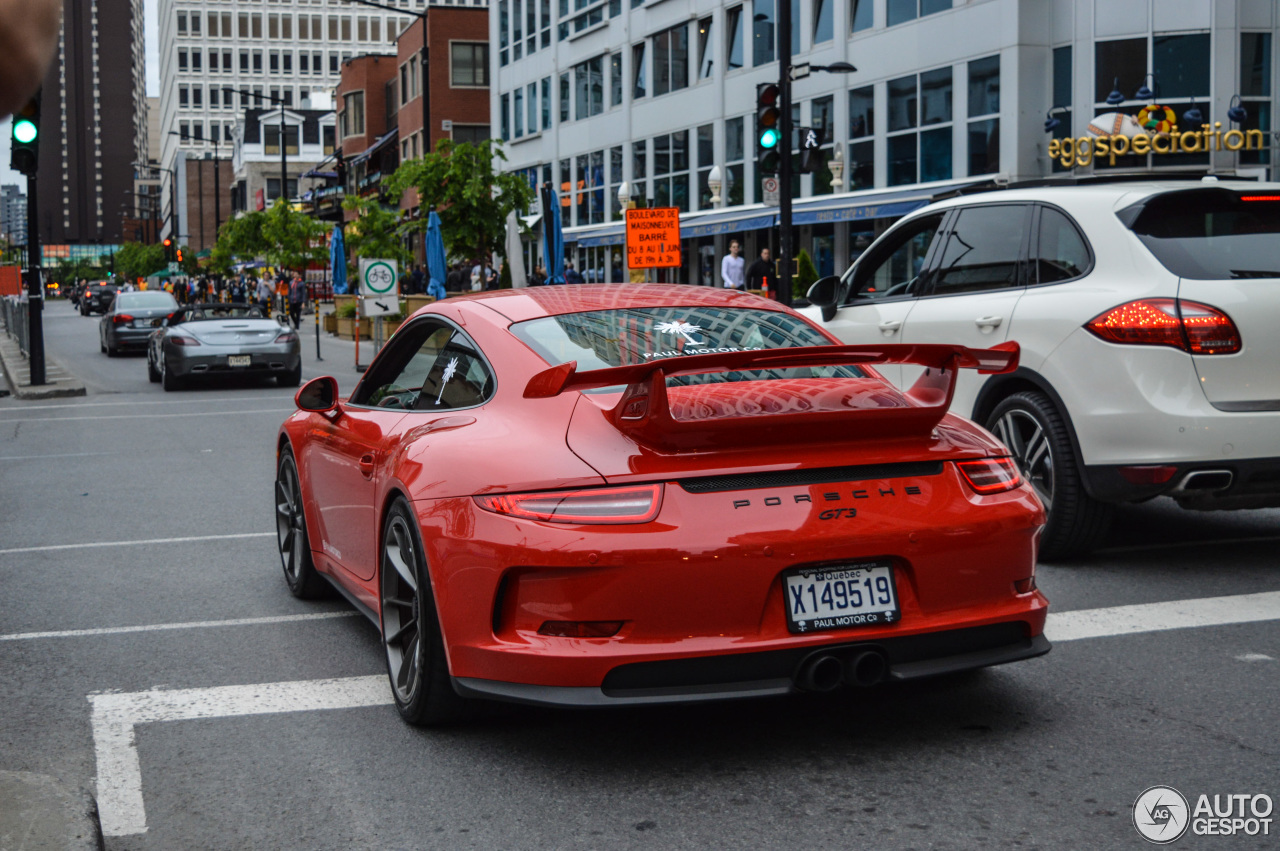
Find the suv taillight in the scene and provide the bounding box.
[1085,298,1241,355]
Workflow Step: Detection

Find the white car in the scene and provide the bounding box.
[801,178,1280,559]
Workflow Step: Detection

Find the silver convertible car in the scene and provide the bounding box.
[147,303,301,391]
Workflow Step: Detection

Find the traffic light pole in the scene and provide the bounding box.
[26,176,45,386]
[776,0,794,307]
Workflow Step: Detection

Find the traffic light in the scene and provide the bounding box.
[10,90,41,176]
[163,238,173,260]
[800,127,825,173]
[175,247,184,264]
[757,83,781,174]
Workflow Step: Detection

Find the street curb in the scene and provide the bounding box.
[0,771,103,850]
[0,333,87,400]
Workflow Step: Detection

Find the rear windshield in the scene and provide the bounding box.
[510,306,864,388]
[175,305,266,322]
[1125,188,1280,279]
[116,292,177,309]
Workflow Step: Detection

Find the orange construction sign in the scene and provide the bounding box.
[625,207,682,269]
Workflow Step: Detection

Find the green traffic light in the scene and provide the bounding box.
[759,127,780,149]
[12,119,37,144]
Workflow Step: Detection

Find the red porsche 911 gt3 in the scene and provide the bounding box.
[276,285,1048,725]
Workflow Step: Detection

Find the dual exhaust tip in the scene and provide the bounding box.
[795,649,888,692]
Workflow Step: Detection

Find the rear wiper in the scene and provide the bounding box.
[1229,270,1280,279]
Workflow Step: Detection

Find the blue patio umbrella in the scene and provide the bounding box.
[425,210,448,299]
[541,183,566,284]
[330,225,349,295]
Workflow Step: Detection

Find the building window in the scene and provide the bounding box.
[697,17,714,79]
[266,178,299,201]
[300,53,309,74]
[630,141,647,205]
[209,87,220,108]
[724,115,744,205]
[696,123,714,208]
[752,0,774,66]
[270,51,279,72]
[223,51,232,73]
[559,73,569,121]
[574,150,605,225]
[1154,33,1210,99]
[726,6,744,71]
[847,85,874,190]
[283,15,293,39]
[850,0,871,33]
[253,51,263,72]
[514,87,524,137]
[454,125,490,145]
[264,125,300,156]
[179,121,190,140]
[888,0,950,27]
[887,66,953,186]
[501,92,510,140]
[527,82,538,133]
[177,12,187,34]
[632,43,646,99]
[541,77,552,129]
[191,50,202,71]
[810,96,835,194]
[240,51,249,72]
[513,0,523,59]
[813,0,833,45]
[652,130,690,212]
[178,49,188,71]
[574,55,604,120]
[323,125,335,155]
[1241,33,1273,166]
[499,0,509,65]
[451,43,490,87]
[192,122,204,142]
[967,55,1000,176]
[209,50,219,72]
[283,52,293,73]
[179,86,189,107]
[540,0,551,48]
[344,91,365,136]
[1094,38,1146,104]
[610,52,622,107]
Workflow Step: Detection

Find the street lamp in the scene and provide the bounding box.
[341,0,430,152]
[170,130,222,244]
[222,87,292,205]
[827,146,845,191]
[707,166,723,207]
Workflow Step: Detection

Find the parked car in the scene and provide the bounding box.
[801,178,1280,558]
[275,285,1048,726]
[148,302,300,390]
[79,280,117,315]
[99,290,179,356]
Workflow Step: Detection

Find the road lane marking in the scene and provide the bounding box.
[0,611,358,642]
[88,588,1280,836]
[1236,653,1274,662]
[0,452,113,461]
[91,676,391,837]
[0,399,291,412]
[0,532,274,556]
[1,409,292,423]
[1045,590,1280,642]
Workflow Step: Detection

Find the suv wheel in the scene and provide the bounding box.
[987,391,1112,560]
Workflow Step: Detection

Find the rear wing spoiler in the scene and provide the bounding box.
[523,342,1019,449]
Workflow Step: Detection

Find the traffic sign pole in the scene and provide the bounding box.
[777,0,794,307]
[26,175,45,386]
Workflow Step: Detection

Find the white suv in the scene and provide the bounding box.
[801,178,1280,559]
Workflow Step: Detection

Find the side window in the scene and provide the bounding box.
[929,205,1029,296]
[352,320,494,410]
[1035,207,1091,284]
[845,213,944,302]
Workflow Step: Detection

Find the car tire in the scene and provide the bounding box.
[381,497,469,726]
[987,391,1113,560]
[147,353,160,383]
[275,447,331,600]
[160,355,183,391]
[278,364,302,387]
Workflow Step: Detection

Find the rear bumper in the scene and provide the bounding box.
[1084,456,1280,509]
[453,625,1050,707]
[169,344,300,378]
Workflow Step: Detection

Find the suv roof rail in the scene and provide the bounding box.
[930,170,1262,203]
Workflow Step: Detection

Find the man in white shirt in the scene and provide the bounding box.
[721,240,745,289]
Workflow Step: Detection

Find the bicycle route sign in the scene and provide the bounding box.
[360,259,398,296]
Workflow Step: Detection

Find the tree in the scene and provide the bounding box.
[115,242,167,283]
[261,200,329,275]
[211,211,270,274]
[341,193,412,277]
[795,248,819,298]
[386,139,534,267]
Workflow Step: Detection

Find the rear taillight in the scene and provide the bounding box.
[112,314,135,324]
[474,483,663,524]
[170,335,200,346]
[957,457,1022,494]
[275,331,298,344]
[1085,298,1241,355]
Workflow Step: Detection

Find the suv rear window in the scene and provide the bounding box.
[1123,188,1280,279]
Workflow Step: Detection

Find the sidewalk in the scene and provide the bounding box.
[0,334,86,400]
[0,771,101,850]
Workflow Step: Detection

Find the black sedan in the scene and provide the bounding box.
[147,303,301,390]
[99,291,180,356]
[79,281,118,315]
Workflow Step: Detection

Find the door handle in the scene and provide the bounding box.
[878,320,902,334]
[974,315,1003,328]
[358,453,375,477]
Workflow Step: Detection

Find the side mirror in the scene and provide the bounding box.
[806,275,841,322]
[296,376,339,413]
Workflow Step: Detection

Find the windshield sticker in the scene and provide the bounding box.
[655,320,706,346]
[641,346,764,359]
[435,357,459,405]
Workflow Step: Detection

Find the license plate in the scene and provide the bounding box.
[135,319,154,328]
[228,355,251,367]
[783,562,899,634]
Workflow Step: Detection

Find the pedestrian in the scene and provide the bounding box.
[721,240,745,289]
[229,276,247,304]
[486,265,499,290]
[287,274,305,328]
[411,264,426,295]
[745,246,776,297]
[563,259,584,284]
[255,276,273,315]
[445,262,465,293]
[528,264,547,286]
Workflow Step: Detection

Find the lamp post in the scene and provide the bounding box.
[342,0,429,151]
[827,146,845,191]
[707,166,723,207]
[222,88,292,205]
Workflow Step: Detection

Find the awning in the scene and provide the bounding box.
[349,128,398,164]
[679,205,777,239]
[789,179,982,225]
[569,223,624,247]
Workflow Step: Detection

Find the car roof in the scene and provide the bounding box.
[457,283,789,323]
[922,179,1280,217]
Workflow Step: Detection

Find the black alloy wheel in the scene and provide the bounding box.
[987,391,1113,560]
[275,448,328,599]
[380,498,467,726]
